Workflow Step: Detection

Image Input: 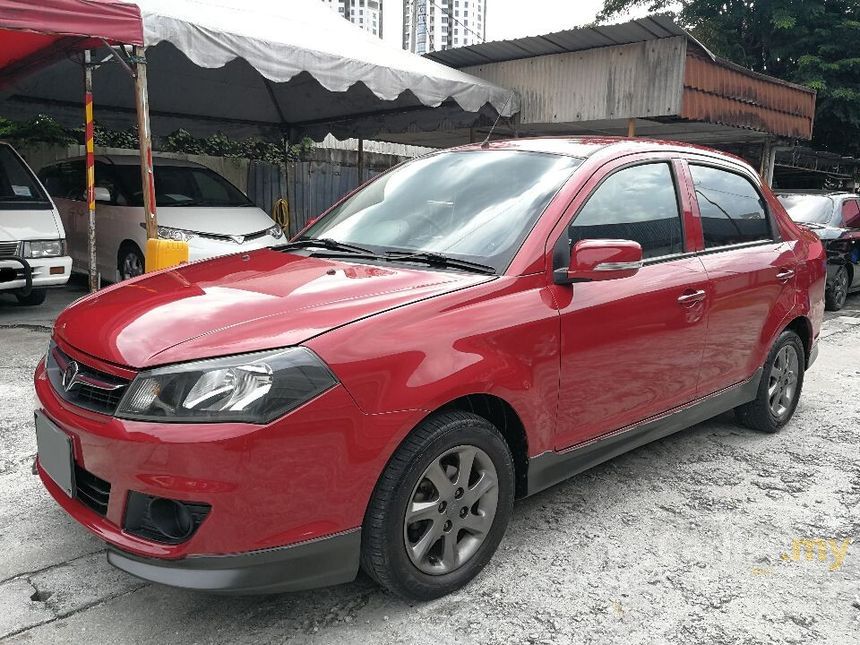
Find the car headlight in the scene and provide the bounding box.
[116,347,337,424]
[266,225,284,239]
[157,226,197,242]
[23,239,66,258]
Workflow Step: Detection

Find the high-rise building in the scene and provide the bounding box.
[403,0,486,54]
[321,0,383,38]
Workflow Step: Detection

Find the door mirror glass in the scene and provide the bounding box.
[93,186,112,203]
[554,239,643,284]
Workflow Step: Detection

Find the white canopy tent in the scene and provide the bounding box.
[1,0,519,142]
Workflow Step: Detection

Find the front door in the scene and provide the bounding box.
[552,160,709,450]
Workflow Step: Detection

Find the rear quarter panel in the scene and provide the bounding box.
[766,191,826,349]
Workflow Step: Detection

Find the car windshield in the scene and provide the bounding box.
[777,194,834,224]
[112,164,253,208]
[0,144,52,210]
[300,150,581,272]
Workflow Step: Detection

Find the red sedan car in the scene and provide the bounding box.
[34,138,825,600]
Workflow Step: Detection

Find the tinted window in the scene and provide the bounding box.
[841,199,860,228]
[690,165,771,248]
[568,163,683,259]
[40,161,84,201]
[0,145,52,210]
[111,164,252,208]
[304,150,581,273]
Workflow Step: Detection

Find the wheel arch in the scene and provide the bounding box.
[368,393,531,509]
[783,315,813,368]
[117,239,144,280]
[438,394,529,499]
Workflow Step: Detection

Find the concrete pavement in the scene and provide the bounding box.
[0,289,858,644]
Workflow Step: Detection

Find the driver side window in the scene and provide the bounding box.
[569,163,684,259]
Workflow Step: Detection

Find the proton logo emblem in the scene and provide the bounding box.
[231,235,245,245]
[61,361,80,392]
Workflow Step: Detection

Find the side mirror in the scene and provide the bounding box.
[554,239,643,285]
[94,186,112,203]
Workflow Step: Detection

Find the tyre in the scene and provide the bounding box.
[361,411,515,600]
[825,265,849,311]
[15,288,47,306]
[735,330,805,433]
[118,244,145,281]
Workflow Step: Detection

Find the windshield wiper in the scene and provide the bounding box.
[384,251,496,275]
[278,238,378,256]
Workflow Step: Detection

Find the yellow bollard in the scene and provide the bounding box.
[145,238,189,273]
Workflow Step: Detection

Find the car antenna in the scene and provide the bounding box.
[481,92,516,149]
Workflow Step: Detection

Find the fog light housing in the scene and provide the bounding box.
[124,491,211,544]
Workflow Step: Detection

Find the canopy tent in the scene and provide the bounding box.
[0,0,519,141]
[0,0,143,84]
[0,0,518,290]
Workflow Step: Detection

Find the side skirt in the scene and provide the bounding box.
[526,368,763,497]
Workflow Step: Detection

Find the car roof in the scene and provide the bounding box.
[449,136,755,166]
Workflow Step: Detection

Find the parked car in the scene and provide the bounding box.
[38,155,284,282]
[776,190,860,311]
[0,142,71,306]
[34,138,825,600]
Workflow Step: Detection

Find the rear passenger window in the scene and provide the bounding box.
[569,163,684,259]
[841,200,860,228]
[689,165,771,248]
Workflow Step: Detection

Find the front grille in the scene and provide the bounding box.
[196,227,273,244]
[45,342,130,415]
[74,464,111,516]
[0,241,21,258]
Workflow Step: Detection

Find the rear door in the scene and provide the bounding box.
[685,160,800,396]
[551,156,710,449]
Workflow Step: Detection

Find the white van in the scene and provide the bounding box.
[0,142,71,306]
[39,155,284,282]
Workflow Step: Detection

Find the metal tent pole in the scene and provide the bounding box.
[83,50,98,292]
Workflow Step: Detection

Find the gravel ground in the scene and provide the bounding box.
[0,292,858,645]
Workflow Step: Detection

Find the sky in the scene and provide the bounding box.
[381,0,640,49]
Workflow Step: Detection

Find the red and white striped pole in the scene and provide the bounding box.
[84,50,98,292]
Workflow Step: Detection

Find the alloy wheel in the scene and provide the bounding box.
[768,344,800,420]
[403,445,498,575]
[832,269,848,308]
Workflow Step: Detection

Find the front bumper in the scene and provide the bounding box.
[0,255,71,291]
[34,346,424,592]
[108,529,360,594]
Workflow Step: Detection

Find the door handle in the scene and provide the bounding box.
[677,289,706,305]
[776,268,795,282]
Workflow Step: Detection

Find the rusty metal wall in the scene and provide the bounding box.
[681,53,816,140]
[462,37,687,125]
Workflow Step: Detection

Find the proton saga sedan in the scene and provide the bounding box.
[34,138,825,600]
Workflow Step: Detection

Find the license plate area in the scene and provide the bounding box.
[35,411,75,497]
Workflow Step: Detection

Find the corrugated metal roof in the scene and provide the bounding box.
[682,53,815,139]
[425,15,694,69]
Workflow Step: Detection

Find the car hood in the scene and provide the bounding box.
[157,206,275,236]
[0,208,60,241]
[54,249,492,368]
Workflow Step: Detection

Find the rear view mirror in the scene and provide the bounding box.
[554,239,643,285]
